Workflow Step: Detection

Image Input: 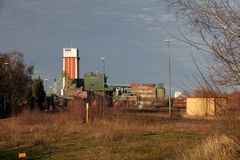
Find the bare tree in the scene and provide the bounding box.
[0,52,33,115]
[166,0,240,153]
[167,0,240,88]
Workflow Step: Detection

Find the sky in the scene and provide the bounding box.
[0,0,200,93]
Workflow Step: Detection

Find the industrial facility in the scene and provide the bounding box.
[44,47,232,117]
[47,47,169,111]
[0,47,234,118]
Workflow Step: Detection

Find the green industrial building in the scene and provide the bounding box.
[84,72,113,91]
[84,72,107,91]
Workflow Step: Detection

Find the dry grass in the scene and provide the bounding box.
[180,135,238,160]
[0,107,236,160]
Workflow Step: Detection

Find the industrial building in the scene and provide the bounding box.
[46,47,240,116]
[49,47,167,110]
[62,48,80,89]
[186,97,227,116]
[84,72,107,91]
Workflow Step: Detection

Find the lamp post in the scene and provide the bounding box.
[4,62,14,130]
[3,62,9,80]
[44,78,49,95]
[33,71,39,79]
[100,57,106,106]
[163,39,172,117]
[100,57,105,74]
[3,62,9,113]
[99,57,106,90]
[4,62,12,108]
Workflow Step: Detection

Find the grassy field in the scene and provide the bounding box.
[0,109,231,160]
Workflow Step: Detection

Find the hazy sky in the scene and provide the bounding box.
[0,0,200,92]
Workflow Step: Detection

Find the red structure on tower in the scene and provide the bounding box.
[63,48,80,88]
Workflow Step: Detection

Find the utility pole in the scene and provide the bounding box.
[163,39,172,117]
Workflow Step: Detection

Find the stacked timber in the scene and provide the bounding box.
[131,83,157,108]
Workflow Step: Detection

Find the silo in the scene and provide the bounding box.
[63,48,80,89]
[156,83,165,100]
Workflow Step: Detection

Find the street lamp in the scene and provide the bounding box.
[100,57,105,74]
[100,57,106,106]
[163,39,172,117]
[3,62,14,128]
[44,78,49,95]
[33,71,38,78]
[4,62,9,73]
[3,62,9,112]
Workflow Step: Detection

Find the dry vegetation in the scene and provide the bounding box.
[180,135,237,160]
[0,107,238,160]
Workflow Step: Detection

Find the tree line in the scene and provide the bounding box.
[0,51,45,117]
